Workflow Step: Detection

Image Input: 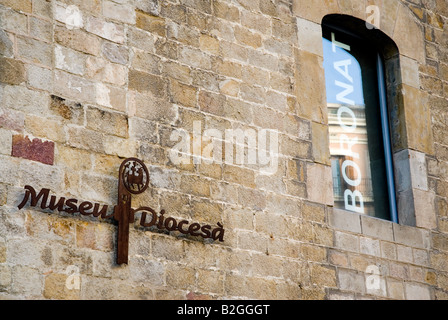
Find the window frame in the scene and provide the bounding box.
[322,21,398,223]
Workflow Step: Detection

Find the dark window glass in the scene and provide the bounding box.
[322,25,395,221]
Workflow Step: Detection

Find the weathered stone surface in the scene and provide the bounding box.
[54,44,86,76]
[393,3,425,63]
[0,0,445,302]
[86,106,128,138]
[85,16,125,43]
[0,106,24,132]
[306,163,333,205]
[17,37,52,67]
[294,49,327,124]
[50,95,84,125]
[54,25,101,56]
[0,57,25,85]
[44,273,80,300]
[136,10,166,36]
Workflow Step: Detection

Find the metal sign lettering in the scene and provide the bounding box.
[17,158,225,265]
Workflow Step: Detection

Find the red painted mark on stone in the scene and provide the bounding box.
[12,135,54,165]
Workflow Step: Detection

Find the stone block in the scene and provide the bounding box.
[85,56,127,86]
[234,25,262,49]
[409,150,429,191]
[29,16,52,42]
[43,272,81,300]
[54,25,101,56]
[166,263,195,289]
[393,223,430,249]
[335,231,359,252]
[127,26,156,53]
[0,155,20,185]
[241,9,270,33]
[56,145,92,171]
[17,36,52,67]
[0,0,32,12]
[296,17,323,57]
[248,49,279,72]
[85,16,125,43]
[167,22,200,48]
[136,10,166,36]
[12,265,42,296]
[0,128,12,155]
[393,149,412,193]
[25,115,66,143]
[269,71,294,95]
[359,237,380,257]
[104,135,138,159]
[0,57,25,85]
[129,257,165,285]
[162,60,192,84]
[311,121,330,165]
[396,244,413,263]
[280,135,311,159]
[95,82,127,112]
[301,201,324,222]
[179,46,212,70]
[102,42,129,65]
[128,117,158,143]
[292,0,340,24]
[53,2,84,28]
[169,79,198,108]
[18,159,63,191]
[86,106,128,138]
[360,214,394,241]
[223,164,255,189]
[401,84,434,155]
[272,18,297,45]
[214,0,240,22]
[129,69,167,98]
[381,241,397,260]
[102,0,135,24]
[387,279,405,299]
[131,50,161,74]
[306,163,333,205]
[393,3,425,63]
[27,64,52,91]
[294,49,327,124]
[180,174,211,198]
[54,70,96,104]
[309,263,336,288]
[413,189,437,229]
[49,95,84,125]
[129,91,177,125]
[405,282,431,300]
[0,29,13,58]
[219,79,239,97]
[329,208,361,233]
[67,127,105,153]
[0,265,11,289]
[400,55,420,89]
[1,85,50,117]
[337,268,365,293]
[380,0,399,37]
[0,6,27,35]
[0,106,24,132]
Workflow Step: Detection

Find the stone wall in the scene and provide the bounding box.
[0,0,447,300]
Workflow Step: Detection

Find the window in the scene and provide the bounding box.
[322,22,398,223]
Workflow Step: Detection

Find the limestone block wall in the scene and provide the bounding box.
[0,0,446,300]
